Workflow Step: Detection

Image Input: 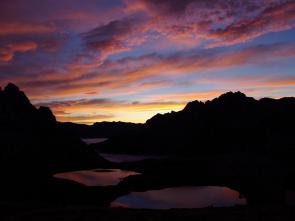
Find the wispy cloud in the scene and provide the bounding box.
[0,0,294,123]
[0,41,37,62]
[2,41,294,102]
[124,0,295,47]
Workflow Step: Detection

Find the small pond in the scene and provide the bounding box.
[53,169,140,186]
[99,153,166,163]
[81,138,108,145]
[111,186,247,209]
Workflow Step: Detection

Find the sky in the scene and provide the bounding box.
[0,0,294,124]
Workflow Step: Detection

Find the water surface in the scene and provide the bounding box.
[53,169,140,186]
[82,138,108,145]
[100,153,165,163]
[111,186,247,209]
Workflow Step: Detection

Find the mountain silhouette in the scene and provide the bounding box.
[0,83,56,131]
[1,84,295,206]
[0,83,109,200]
[96,91,295,155]
[92,91,295,205]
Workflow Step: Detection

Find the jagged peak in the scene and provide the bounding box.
[218,91,247,99]
[146,113,163,124]
[4,83,20,93]
[38,106,57,123]
[183,100,204,111]
[184,91,249,111]
[209,91,255,105]
[38,106,55,116]
[2,83,33,109]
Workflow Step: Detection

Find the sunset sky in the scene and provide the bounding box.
[0,0,294,124]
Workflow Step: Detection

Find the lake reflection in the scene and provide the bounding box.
[82,138,108,145]
[53,169,140,186]
[100,153,165,163]
[111,186,247,209]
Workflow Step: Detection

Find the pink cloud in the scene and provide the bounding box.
[123,0,295,48]
[4,41,294,100]
[0,41,37,62]
[0,22,56,36]
[207,1,295,47]
[82,16,149,59]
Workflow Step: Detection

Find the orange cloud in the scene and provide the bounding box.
[144,91,223,103]
[0,22,55,36]
[9,41,295,102]
[57,114,114,123]
[0,41,38,62]
[193,74,295,89]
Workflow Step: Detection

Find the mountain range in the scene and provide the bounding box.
[95,91,295,156]
[1,83,295,204]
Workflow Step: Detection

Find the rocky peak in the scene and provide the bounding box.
[4,83,20,93]
[0,83,56,128]
[38,106,56,123]
[209,91,256,107]
[183,100,204,112]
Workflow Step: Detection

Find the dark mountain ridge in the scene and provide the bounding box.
[0,83,56,131]
[1,83,294,206]
[97,91,295,155]
[0,83,109,200]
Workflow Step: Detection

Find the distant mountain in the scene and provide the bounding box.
[96,91,295,155]
[59,121,142,139]
[0,83,109,199]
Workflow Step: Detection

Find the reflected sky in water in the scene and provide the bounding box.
[81,138,108,145]
[111,186,247,209]
[99,153,165,163]
[53,169,140,186]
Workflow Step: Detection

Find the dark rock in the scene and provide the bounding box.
[4,82,20,93]
[0,83,110,201]
[97,91,295,155]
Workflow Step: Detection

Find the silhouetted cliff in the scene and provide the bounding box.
[0,83,108,200]
[0,83,56,131]
[97,91,295,155]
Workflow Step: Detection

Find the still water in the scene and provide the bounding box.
[111,186,247,209]
[82,137,164,163]
[81,138,108,145]
[99,153,166,163]
[53,169,140,186]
